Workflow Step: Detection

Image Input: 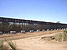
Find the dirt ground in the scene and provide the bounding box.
[1,30,67,50]
[13,34,67,50]
[0,30,63,40]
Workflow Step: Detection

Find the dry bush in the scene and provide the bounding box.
[0,40,9,50]
[55,33,63,41]
[64,30,67,33]
[54,30,67,41]
[8,41,17,50]
[41,30,67,42]
[0,40,17,50]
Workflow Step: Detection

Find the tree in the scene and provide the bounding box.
[56,21,60,23]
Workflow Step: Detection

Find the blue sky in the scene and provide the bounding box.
[0,0,67,23]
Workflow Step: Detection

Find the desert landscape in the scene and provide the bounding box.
[0,0,67,50]
[0,30,67,50]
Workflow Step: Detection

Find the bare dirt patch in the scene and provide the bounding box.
[12,35,67,50]
[1,30,67,50]
[0,30,63,40]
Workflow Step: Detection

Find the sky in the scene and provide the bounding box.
[0,0,67,23]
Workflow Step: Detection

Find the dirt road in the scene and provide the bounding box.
[0,30,63,40]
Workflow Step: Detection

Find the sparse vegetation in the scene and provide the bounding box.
[8,41,17,50]
[55,33,63,41]
[0,40,17,50]
[64,30,67,33]
[0,40,4,50]
[0,40,9,50]
[41,30,67,42]
[55,30,67,41]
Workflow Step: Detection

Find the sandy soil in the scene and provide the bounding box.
[1,30,67,50]
[12,33,67,50]
[0,30,63,40]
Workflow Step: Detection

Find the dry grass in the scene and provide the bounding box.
[0,40,9,50]
[8,40,17,50]
[0,30,63,41]
[0,30,66,50]
[0,40,17,50]
[41,30,67,42]
[55,30,67,41]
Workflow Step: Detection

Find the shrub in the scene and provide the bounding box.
[8,41,17,50]
[64,30,67,33]
[55,33,62,41]
[0,40,4,50]
[0,40,9,50]
[63,32,67,41]
[0,40,17,50]
[55,30,67,41]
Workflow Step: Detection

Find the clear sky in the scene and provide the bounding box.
[0,0,67,23]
